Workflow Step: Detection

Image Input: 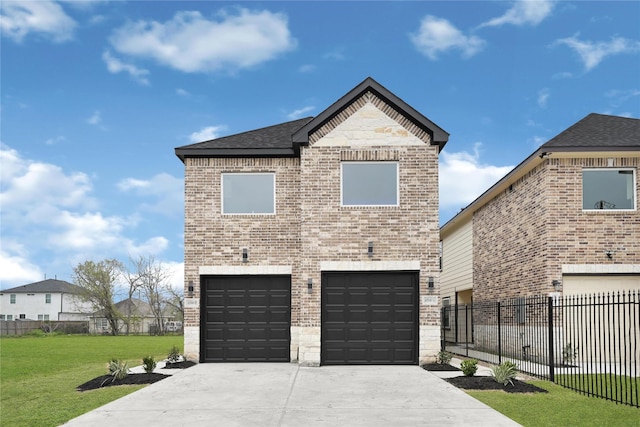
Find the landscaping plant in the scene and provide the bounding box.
[562,343,578,365]
[142,356,156,373]
[492,361,518,386]
[167,345,182,363]
[104,359,129,385]
[460,359,478,377]
[436,350,452,365]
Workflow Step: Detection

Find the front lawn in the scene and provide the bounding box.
[468,380,640,427]
[0,335,182,427]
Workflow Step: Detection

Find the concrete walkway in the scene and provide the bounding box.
[63,364,520,427]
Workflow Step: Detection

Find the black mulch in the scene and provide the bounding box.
[77,373,171,391]
[164,360,197,369]
[445,376,548,393]
[422,363,461,372]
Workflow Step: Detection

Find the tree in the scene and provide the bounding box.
[163,282,184,324]
[73,259,123,335]
[121,256,145,335]
[136,256,172,335]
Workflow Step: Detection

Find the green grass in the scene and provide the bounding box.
[0,335,182,427]
[556,373,640,406]
[468,380,640,427]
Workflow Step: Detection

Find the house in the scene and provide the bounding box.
[88,298,175,335]
[175,77,449,365]
[440,113,640,311]
[0,279,93,321]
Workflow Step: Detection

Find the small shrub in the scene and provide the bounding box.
[167,345,181,363]
[142,356,156,373]
[24,329,46,337]
[460,359,478,377]
[492,361,518,386]
[436,351,452,365]
[562,343,578,365]
[103,359,129,385]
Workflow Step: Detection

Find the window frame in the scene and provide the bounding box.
[442,297,451,329]
[10,294,16,304]
[45,293,51,304]
[340,161,400,207]
[221,172,276,215]
[582,168,636,212]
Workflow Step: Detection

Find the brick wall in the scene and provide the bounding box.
[473,156,640,302]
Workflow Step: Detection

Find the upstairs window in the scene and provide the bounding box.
[45,294,51,304]
[583,169,635,211]
[222,173,275,214]
[341,162,399,206]
[10,294,16,304]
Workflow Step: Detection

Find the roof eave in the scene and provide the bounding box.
[175,148,297,162]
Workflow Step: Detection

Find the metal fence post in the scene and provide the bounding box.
[497,301,502,365]
[548,296,555,382]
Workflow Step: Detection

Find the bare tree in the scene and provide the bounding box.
[73,259,123,335]
[137,256,172,335]
[121,256,145,335]
[163,283,184,324]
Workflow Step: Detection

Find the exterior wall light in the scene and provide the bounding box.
[552,280,561,292]
[428,276,435,289]
[368,241,373,257]
[188,281,194,297]
[307,278,313,294]
[242,248,248,263]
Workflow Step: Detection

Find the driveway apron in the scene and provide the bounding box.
[63,364,520,427]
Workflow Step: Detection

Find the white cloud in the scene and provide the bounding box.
[439,143,513,208]
[176,88,190,96]
[0,249,43,289]
[537,88,550,108]
[0,0,76,43]
[605,89,640,108]
[554,35,640,71]
[45,135,67,145]
[108,8,296,73]
[189,125,225,142]
[287,106,315,120]
[117,173,184,218]
[102,50,150,85]
[0,145,172,287]
[298,64,315,73]
[552,71,573,79]
[410,16,485,60]
[86,110,102,125]
[479,0,554,28]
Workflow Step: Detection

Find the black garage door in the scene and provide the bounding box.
[321,271,418,365]
[201,275,290,362]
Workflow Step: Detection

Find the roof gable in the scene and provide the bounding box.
[2,279,82,294]
[292,77,449,152]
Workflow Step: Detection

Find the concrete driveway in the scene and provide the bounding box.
[63,364,520,427]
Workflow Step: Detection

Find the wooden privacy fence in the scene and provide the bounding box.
[0,320,89,336]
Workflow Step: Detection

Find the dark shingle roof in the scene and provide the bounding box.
[175,77,449,162]
[2,279,82,294]
[175,117,313,160]
[541,113,640,151]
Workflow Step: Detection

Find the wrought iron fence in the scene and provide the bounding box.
[442,291,639,408]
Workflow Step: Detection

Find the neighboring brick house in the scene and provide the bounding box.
[175,77,449,365]
[0,279,92,321]
[440,113,640,312]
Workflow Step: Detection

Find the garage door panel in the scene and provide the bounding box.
[322,271,418,365]
[201,275,291,362]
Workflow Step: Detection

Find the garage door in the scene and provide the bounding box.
[321,271,418,365]
[563,275,640,295]
[201,275,290,362]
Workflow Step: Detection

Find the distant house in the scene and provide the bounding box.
[88,298,175,335]
[440,113,640,310]
[0,279,93,321]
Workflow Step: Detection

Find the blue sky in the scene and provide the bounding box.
[1,0,639,289]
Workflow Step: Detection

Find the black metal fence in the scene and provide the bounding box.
[442,291,639,408]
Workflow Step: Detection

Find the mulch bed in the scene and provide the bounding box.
[445,376,548,393]
[164,360,197,369]
[422,363,461,372]
[77,361,196,391]
[77,373,171,391]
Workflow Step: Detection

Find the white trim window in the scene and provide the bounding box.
[341,162,399,206]
[583,169,636,211]
[221,173,276,215]
[45,293,51,304]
